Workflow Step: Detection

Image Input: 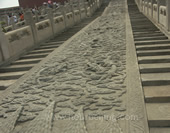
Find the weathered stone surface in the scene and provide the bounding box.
[14,101,55,133]
[0,106,22,133]
[0,0,127,132]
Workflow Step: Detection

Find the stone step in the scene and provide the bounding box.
[131,23,154,26]
[54,35,72,39]
[134,36,168,41]
[132,26,158,30]
[137,49,170,56]
[144,86,170,103]
[0,80,16,90]
[12,58,42,65]
[139,63,170,73]
[136,44,170,51]
[54,38,70,41]
[131,20,152,23]
[146,103,170,127]
[0,64,34,72]
[133,29,160,33]
[132,25,157,28]
[0,71,27,80]
[135,40,170,45]
[45,38,65,45]
[28,48,54,54]
[20,53,48,59]
[132,24,156,27]
[150,128,170,133]
[41,41,63,46]
[133,31,161,34]
[141,73,170,86]
[133,28,158,32]
[35,45,59,50]
[134,33,165,37]
[138,55,170,64]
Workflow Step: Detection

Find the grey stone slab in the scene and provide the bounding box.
[0,64,34,72]
[42,41,64,45]
[144,86,170,103]
[150,128,170,133]
[136,44,170,51]
[134,36,168,41]
[0,71,27,80]
[12,58,43,65]
[35,45,59,50]
[135,40,170,45]
[20,53,48,59]
[138,55,170,64]
[137,49,170,56]
[28,48,54,54]
[134,33,165,37]
[139,63,170,73]
[146,103,170,127]
[141,73,170,86]
[133,31,161,35]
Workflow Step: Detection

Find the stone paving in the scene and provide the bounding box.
[0,0,128,132]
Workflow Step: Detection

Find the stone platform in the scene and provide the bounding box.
[0,0,148,132]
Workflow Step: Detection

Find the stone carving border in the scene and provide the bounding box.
[125,0,149,132]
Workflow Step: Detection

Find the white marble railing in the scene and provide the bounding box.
[135,0,170,32]
[0,0,103,64]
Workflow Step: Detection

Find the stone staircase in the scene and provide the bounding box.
[128,0,170,132]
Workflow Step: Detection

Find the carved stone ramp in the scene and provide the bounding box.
[0,0,133,132]
[0,2,108,91]
[128,0,170,132]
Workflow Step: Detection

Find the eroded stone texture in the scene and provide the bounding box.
[0,0,126,132]
[0,106,22,133]
[13,101,55,133]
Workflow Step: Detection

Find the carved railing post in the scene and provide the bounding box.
[62,5,67,28]
[166,0,170,31]
[151,0,153,18]
[35,10,39,23]
[11,17,16,30]
[83,0,88,16]
[78,0,82,20]
[0,27,10,61]
[147,0,149,16]
[70,1,75,23]
[157,0,160,23]
[24,11,38,44]
[47,8,54,36]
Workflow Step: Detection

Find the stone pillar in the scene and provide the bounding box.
[151,0,153,18]
[166,0,170,31]
[24,11,38,44]
[78,0,82,20]
[47,8,54,36]
[62,5,67,28]
[11,17,15,30]
[71,3,75,20]
[90,0,94,15]
[84,0,88,16]
[141,0,143,12]
[147,0,149,16]
[157,0,160,22]
[35,10,39,23]
[0,27,10,60]
[138,0,141,12]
